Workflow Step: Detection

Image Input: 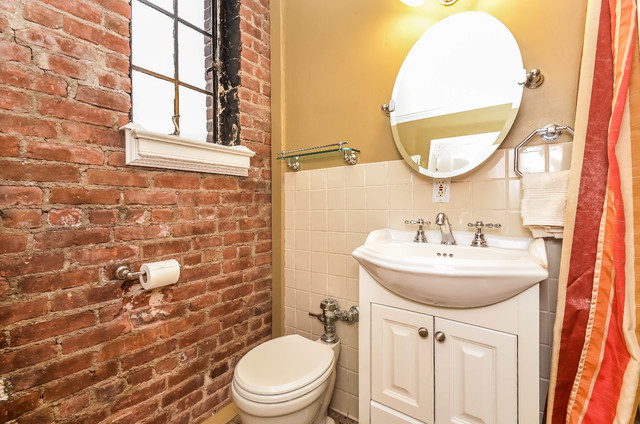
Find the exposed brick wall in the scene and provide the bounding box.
[0,0,271,423]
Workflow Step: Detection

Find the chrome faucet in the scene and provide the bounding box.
[435,213,456,245]
[405,219,430,243]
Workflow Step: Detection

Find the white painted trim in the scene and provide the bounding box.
[121,123,255,176]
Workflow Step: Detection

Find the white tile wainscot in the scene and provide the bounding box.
[282,146,569,421]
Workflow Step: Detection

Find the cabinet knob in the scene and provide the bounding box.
[435,331,446,342]
[418,327,429,338]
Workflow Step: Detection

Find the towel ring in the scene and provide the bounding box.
[514,124,574,177]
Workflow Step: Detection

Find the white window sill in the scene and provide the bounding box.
[121,123,255,176]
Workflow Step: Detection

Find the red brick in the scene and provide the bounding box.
[0,297,48,325]
[0,86,31,110]
[0,253,64,278]
[0,233,28,254]
[76,85,131,112]
[108,151,126,166]
[154,174,200,189]
[71,245,138,265]
[161,375,204,407]
[1,209,41,228]
[111,401,158,424]
[0,133,19,156]
[124,190,177,205]
[97,328,159,362]
[95,379,126,402]
[125,367,153,386]
[0,342,57,374]
[56,393,90,418]
[65,409,108,424]
[86,282,122,304]
[12,352,94,391]
[151,209,173,222]
[124,209,146,223]
[0,391,40,422]
[111,380,165,412]
[39,53,87,79]
[61,319,130,354]
[192,235,222,249]
[24,1,63,28]
[40,0,102,23]
[15,27,93,60]
[0,113,57,137]
[121,340,176,371]
[115,225,170,241]
[0,160,79,182]
[105,53,129,74]
[50,289,85,311]
[89,209,118,225]
[44,361,119,401]
[39,98,114,126]
[0,62,68,96]
[0,39,31,64]
[49,187,120,205]
[141,240,191,259]
[87,169,148,187]
[10,311,95,346]
[20,268,98,293]
[26,140,104,165]
[34,228,110,249]
[168,357,209,388]
[63,17,130,55]
[103,14,129,37]
[61,122,123,147]
[224,232,254,245]
[173,222,216,237]
[180,263,220,282]
[47,208,82,226]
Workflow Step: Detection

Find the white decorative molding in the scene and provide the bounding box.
[121,123,255,176]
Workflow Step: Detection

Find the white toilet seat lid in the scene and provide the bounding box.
[234,335,334,396]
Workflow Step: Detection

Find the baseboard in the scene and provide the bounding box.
[200,402,239,424]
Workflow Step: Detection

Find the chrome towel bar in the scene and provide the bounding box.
[514,124,574,177]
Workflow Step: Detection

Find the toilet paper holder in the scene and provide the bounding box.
[114,265,145,281]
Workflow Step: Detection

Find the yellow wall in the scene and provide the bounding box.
[272,0,586,171]
[270,0,586,336]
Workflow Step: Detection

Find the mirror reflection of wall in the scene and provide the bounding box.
[390,11,525,178]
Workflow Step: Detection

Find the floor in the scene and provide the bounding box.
[227,410,358,423]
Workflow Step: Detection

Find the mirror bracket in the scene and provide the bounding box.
[381,99,395,116]
[519,68,545,89]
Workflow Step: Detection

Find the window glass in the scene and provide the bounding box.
[131,0,216,142]
[178,0,206,30]
[132,70,175,135]
[178,23,209,90]
[131,1,174,77]
[179,87,209,141]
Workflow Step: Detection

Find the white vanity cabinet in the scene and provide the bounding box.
[359,268,540,424]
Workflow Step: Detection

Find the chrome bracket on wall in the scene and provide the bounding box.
[381,99,395,116]
[519,68,544,89]
[277,141,360,171]
[514,123,574,176]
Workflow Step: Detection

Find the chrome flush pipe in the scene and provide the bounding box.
[435,213,456,245]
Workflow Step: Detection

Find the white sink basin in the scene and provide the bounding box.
[352,229,548,308]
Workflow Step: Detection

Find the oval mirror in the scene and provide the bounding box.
[390,11,525,178]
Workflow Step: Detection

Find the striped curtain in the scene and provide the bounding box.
[545,0,639,422]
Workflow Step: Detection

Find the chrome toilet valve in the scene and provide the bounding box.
[309,299,359,343]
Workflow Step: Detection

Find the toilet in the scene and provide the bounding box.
[231,334,340,424]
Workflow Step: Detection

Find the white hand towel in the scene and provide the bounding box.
[520,170,569,237]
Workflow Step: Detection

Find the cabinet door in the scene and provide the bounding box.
[371,304,434,423]
[434,318,517,424]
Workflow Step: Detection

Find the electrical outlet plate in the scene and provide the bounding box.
[432,178,451,203]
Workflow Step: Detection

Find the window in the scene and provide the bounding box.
[125,0,252,175]
[131,0,219,143]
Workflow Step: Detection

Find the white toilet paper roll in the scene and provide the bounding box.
[139,259,180,290]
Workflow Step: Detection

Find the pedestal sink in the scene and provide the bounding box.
[352,229,548,308]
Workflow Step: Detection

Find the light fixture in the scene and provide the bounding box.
[400,0,425,6]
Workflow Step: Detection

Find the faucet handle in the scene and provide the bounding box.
[405,219,431,226]
[467,221,501,229]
